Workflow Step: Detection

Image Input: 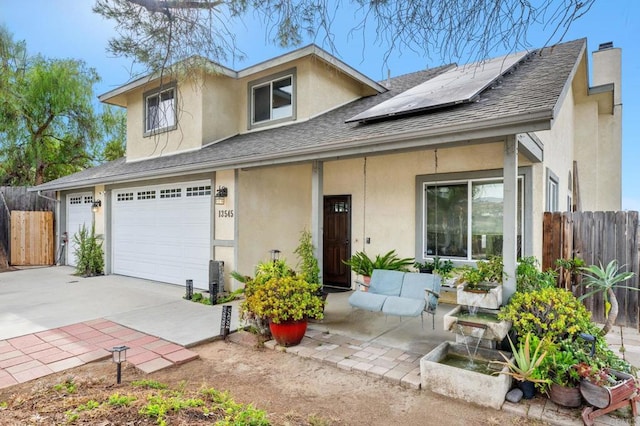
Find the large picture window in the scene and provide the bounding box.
[422,177,523,260]
[250,72,294,127]
[145,87,176,134]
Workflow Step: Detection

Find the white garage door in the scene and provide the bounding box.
[112,181,211,289]
[66,192,94,267]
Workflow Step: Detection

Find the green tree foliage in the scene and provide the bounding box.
[94,0,596,77]
[98,105,127,161]
[0,26,101,185]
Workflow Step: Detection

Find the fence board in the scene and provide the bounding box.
[542,211,640,328]
[10,211,54,266]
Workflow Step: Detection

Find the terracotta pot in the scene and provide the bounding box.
[549,383,582,408]
[269,319,308,347]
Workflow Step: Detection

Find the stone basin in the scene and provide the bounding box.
[420,341,512,409]
[456,283,502,309]
[443,305,512,342]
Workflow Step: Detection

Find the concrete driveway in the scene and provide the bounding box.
[0,266,241,346]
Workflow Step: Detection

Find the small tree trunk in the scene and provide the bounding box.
[601,288,619,335]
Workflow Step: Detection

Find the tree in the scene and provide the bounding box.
[98,105,127,161]
[0,26,101,186]
[94,0,596,76]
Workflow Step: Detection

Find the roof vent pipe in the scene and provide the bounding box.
[598,41,613,50]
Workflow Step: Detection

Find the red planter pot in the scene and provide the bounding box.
[269,319,308,347]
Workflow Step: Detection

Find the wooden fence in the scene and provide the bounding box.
[542,211,640,328]
[10,211,55,265]
[0,187,56,266]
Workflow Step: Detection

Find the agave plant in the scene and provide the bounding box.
[494,332,549,383]
[342,250,414,276]
[580,260,636,335]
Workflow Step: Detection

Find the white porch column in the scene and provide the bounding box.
[311,161,324,283]
[503,136,518,302]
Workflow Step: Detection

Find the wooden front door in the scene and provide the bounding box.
[323,195,351,288]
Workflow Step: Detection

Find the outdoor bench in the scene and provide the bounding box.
[347,269,441,329]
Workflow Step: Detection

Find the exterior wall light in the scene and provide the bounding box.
[109,345,129,384]
[91,200,102,213]
[214,186,228,205]
[270,249,281,262]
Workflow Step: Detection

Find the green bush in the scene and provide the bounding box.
[294,229,320,285]
[498,287,594,343]
[516,256,557,292]
[241,275,324,324]
[73,223,104,277]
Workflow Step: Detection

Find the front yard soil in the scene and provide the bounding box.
[0,333,547,425]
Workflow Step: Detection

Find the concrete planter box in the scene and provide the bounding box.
[443,305,511,342]
[456,283,502,309]
[420,341,512,409]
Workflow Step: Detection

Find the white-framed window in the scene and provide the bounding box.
[186,185,211,197]
[145,86,176,134]
[137,190,156,200]
[420,177,524,260]
[160,188,181,199]
[116,192,134,202]
[249,70,295,128]
[546,169,559,212]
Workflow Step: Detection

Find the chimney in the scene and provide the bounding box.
[592,41,621,106]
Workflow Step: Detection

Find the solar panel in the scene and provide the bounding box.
[346,50,531,123]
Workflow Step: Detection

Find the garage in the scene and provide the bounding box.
[111,181,211,289]
[66,192,94,267]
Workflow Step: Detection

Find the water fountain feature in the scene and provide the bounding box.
[420,297,513,409]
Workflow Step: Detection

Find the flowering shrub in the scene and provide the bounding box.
[499,287,594,343]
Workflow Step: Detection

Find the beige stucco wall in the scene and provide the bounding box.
[124,77,204,161]
[201,75,240,144]
[570,46,622,211]
[231,143,535,288]
[214,169,236,241]
[236,56,366,132]
[236,164,312,277]
[119,56,371,160]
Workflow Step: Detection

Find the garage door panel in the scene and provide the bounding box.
[112,181,211,289]
[67,193,94,267]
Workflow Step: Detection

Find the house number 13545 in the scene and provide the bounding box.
[218,210,234,218]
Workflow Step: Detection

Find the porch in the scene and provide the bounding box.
[296,291,640,374]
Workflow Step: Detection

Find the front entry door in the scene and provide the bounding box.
[323,195,351,288]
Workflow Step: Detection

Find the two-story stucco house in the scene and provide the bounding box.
[32,38,622,299]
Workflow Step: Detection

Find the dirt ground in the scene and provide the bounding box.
[0,332,547,426]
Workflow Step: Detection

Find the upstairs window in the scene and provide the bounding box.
[145,86,176,134]
[249,70,295,128]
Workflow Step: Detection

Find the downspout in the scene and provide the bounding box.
[37,190,60,203]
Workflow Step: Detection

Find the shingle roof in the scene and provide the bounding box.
[33,38,586,191]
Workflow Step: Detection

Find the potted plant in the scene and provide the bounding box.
[294,229,326,305]
[493,332,549,399]
[343,249,414,290]
[540,340,583,407]
[236,259,295,336]
[457,256,504,309]
[575,362,637,410]
[579,260,636,335]
[241,273,324,346]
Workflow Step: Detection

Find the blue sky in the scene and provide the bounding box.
[2,0,638,209]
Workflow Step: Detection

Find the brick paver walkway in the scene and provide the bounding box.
[259,328,424,389]
[0,319,198,389]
